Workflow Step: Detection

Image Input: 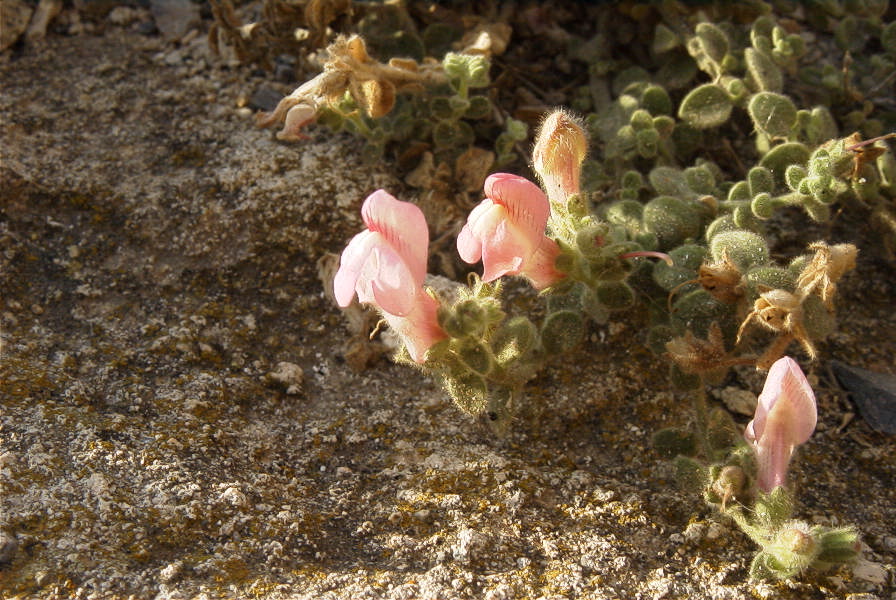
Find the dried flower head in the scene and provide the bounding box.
[257,35,444,140]
[666,322,749,376]
[795,242,857,309]
[737,288,818,370]
[845,132,896,179]
[697,252,745,304]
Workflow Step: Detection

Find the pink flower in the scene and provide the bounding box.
[333,190,447,363]
[457,173,565,290]
[745,357,818,493]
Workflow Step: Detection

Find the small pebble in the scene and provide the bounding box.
[717,386,756,416]
[265,362,304,395]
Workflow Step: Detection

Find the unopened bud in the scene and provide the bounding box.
[706,464,749,508]
[533,110,588,206]
[780,527,817,556]
[762,521,821,577]
[440,299,487,338]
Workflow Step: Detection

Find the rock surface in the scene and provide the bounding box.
[1,20,895,600]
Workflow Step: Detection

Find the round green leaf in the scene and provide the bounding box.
[678,83,733,129]
[748,92,797,138]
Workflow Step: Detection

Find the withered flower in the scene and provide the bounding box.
[257,35,445,140]
[795,242,857,310]
[737,289,816,369]
[666,322,749,378]
[697,252,745,304]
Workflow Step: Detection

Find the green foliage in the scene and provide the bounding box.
[678,83,733,129]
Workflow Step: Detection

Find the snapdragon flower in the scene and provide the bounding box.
[457,173,565,290]
[745,357,818,492]
[334,190,447,363]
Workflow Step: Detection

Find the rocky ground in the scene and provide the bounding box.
[1,6,895,600]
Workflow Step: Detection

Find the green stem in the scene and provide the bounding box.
[725,505,768,548]
[346,111,375,138]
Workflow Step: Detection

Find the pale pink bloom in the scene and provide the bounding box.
[532,110,588,206]
[457,173,565,290]
[745,356,818,493]
[333,190,447,363]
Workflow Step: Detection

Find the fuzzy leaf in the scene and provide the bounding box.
[745,47,783,92]
[749,92,797,138]
[678,84,733,129]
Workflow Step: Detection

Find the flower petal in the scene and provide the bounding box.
[456,199,493,264]
[753,356,817,444]
[333,230,378,307]
[369,244,419,317]
[383,291,447,363]
[362,190,429,286]
[479,219,528,281]
[522,237,565,290]
[484,173,550,243]
[746,356,818,492]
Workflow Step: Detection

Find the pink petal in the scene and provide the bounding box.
[368,244,419,317]
[362,190,429,286]
[753,356,817,444]
[522,237,565,290]
[747,356,818,493]
[753,437,791,493]
[479,219,528,281]
[456,199,493,264]
[383,292,447,363]
[333,230,378,307]
[484,173,550,243]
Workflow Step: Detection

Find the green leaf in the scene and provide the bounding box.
[641,84,673,116]
[653,23,680,54]
[678,84,733,129]
[760,142,810,188]
[541,310,585,354]
[695,22,730,64]
[748,92,798,138]
[443,371,488,415]
[745,47,783,93]
[710,230,770,270]
[642,196,702,249]
[443,52,490,88]
[595,281,635,310]
[747,166,775,195]
[491,316,538,365]
[456,338,494,375]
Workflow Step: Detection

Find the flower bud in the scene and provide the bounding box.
[440,299,487,338]
[709,465,747,505]
[763,521,821,577]
[532,110,588,206]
